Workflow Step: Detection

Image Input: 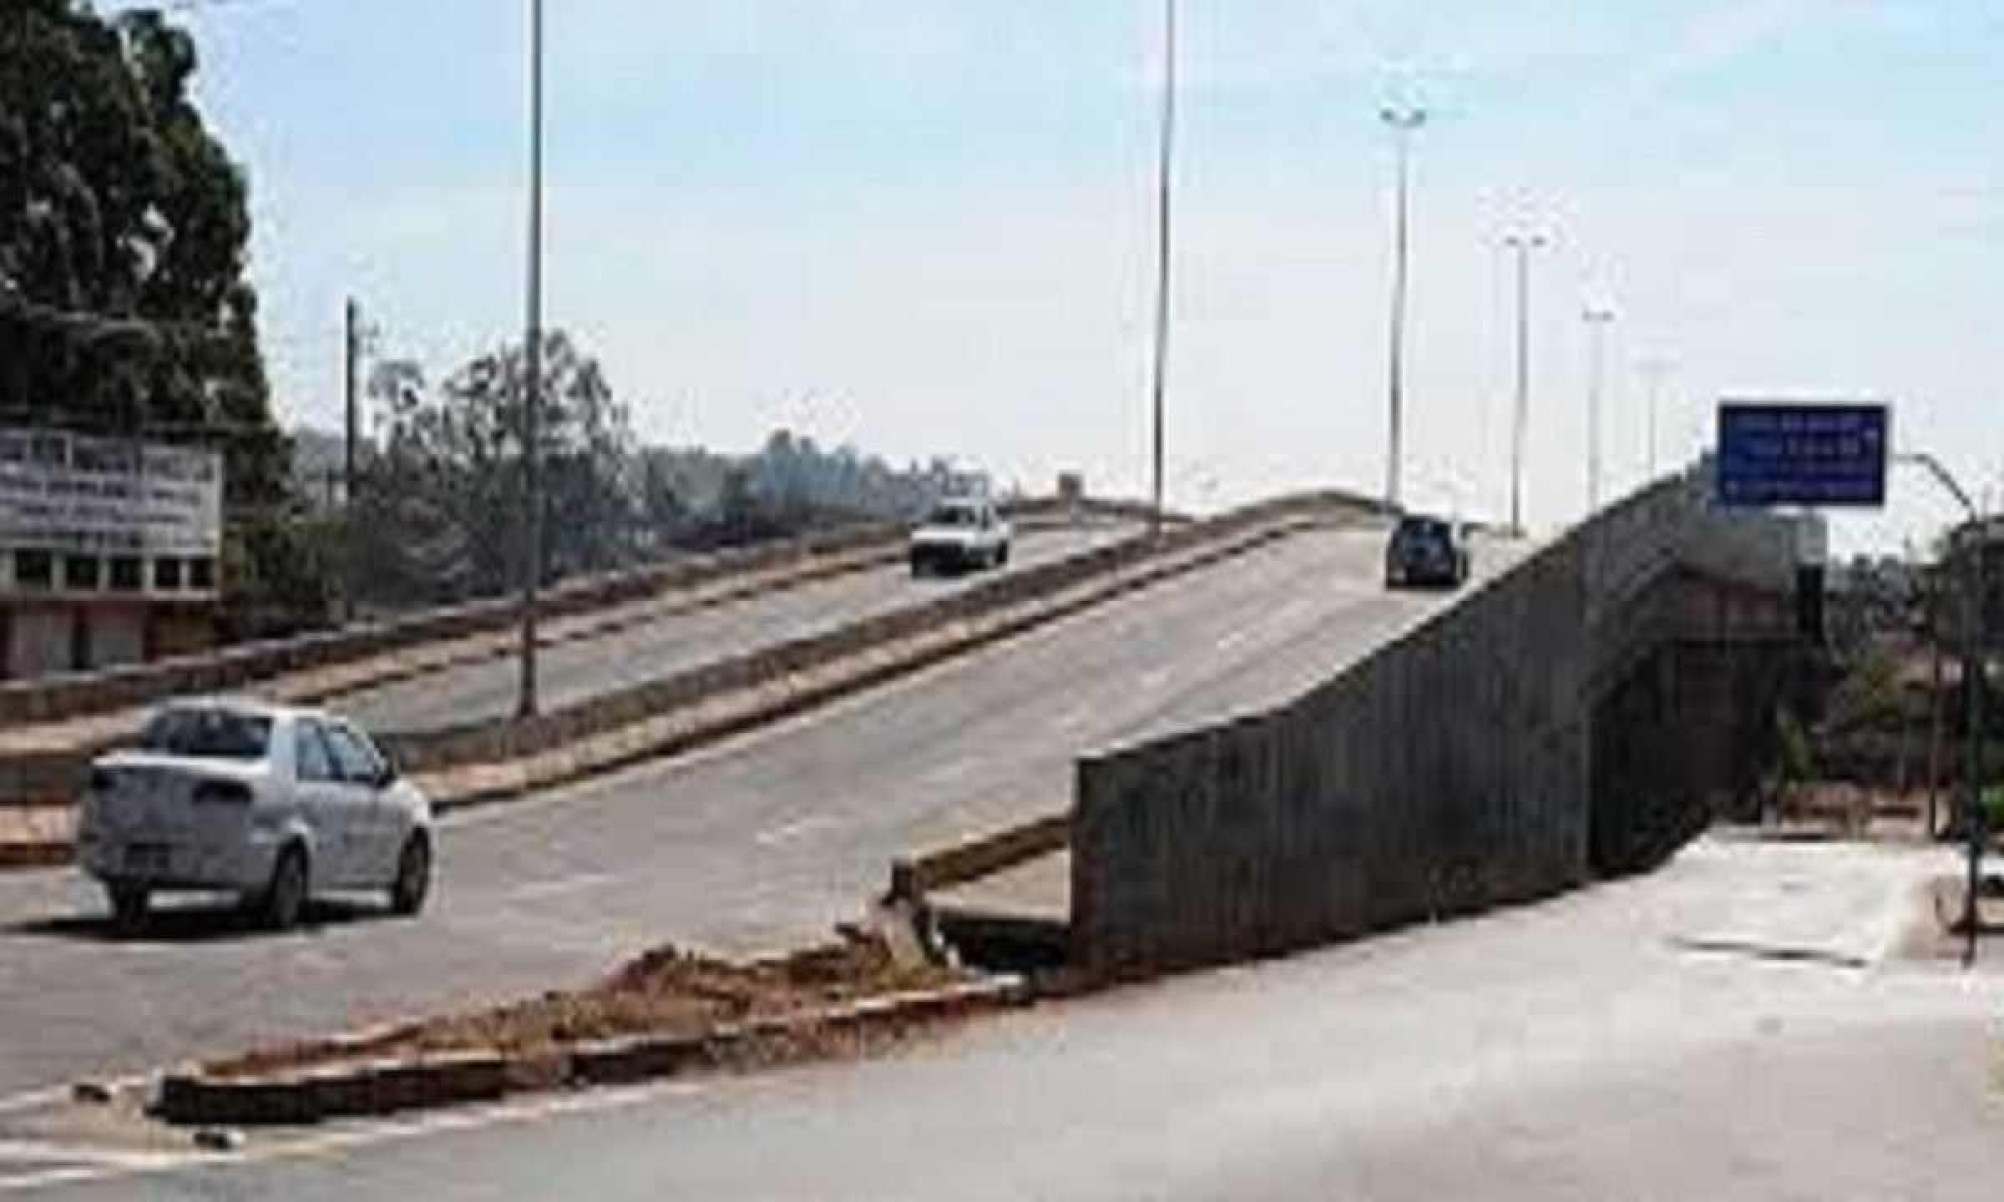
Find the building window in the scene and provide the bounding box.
[15,550,53,590]
[187,556,216,591]
[64,555,101,591]
[154,557,183,591]
[108,556,142,593]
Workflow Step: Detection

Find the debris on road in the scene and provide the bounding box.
[201,934,965,1083]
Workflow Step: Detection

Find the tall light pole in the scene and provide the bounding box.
[518,0,545,719]
[1581,305,1616,513]
[1379,104,1426,515]
[1637,356,1673,482]
[1897,451,1987,968]
[1147,0,1177,539]
[1503,233,1546,536]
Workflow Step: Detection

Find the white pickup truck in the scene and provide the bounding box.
[908,497,1012,576]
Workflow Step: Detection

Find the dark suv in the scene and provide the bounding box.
[1385,514,1470,588]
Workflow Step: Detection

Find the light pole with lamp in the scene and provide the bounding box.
[1898,450,1987,966]
[517,0,546,719]
[1146,0,1177,539]
[1503,232,1547,536]
[1379,104,1426,515]
[1581,306,1616,513]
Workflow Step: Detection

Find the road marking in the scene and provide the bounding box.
[505,872,615,902]
[0,1140,181,1169]
[752,815,838,847]
[1212,629,1253,653]
[0,1079,713,1195]
[1138,668,1173,692]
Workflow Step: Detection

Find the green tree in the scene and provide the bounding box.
[0,4,274,478]
[355,331,639,607]
[1,3,313,629]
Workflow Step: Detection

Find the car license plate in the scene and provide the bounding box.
[123,844,170,875]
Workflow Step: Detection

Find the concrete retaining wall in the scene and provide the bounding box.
[1071,468,1804,977]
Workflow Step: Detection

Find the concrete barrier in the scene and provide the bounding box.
[1070,467,1805,978]
[0,519,921,728]
[888,813,1070,902]
[382,492,1381,777]
[153,977,1028,1126]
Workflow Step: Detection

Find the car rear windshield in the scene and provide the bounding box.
[138,708,272,760]
[926,504,980,527]
[1397,518,1451,541]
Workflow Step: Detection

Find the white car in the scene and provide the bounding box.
[77,699,435,931]
[909,497,1012,576]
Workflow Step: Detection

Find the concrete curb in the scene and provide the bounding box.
[889,813,1070,902]
[0,841,73,869]
[153,976,1027,1126]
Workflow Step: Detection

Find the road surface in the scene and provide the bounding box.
[335,523,1136,734]
[10,837,1996,1198]
[0,526,1512,1099]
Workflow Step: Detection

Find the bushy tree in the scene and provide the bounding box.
[354,331,638,606]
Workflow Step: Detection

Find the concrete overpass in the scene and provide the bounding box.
[0,472,1807,1104]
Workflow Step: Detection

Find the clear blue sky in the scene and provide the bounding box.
[126,0,2004,553]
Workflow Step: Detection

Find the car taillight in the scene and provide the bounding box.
[192,779,254,806]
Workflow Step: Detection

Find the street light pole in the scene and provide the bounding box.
[1582,306,1615,514]
[1147,0,1176,540]
[1503,233,1546,536]
[1380,105,1426,516]
[518,0,544,719]
[1898,451,1986,967]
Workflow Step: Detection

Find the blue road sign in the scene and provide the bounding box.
[1716,401,1888,508]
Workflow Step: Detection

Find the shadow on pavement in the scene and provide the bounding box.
[5,897,394,944]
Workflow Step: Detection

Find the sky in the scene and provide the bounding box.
[115,0,2004,553]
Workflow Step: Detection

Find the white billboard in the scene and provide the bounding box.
[0,428,223,557]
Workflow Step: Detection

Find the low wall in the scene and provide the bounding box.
[1071,468,1804,977]
[386,491,1382,775]
[0,521,908,728]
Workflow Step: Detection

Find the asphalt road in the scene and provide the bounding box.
[14,837,1999,1198]
[335,523,1136,735]
[0,524,1510,1100]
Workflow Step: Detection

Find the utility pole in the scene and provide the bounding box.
[343,297,359,624]
[1379,105,1426,515]
[1581,306,1616,514]
[1147,0,1176,539]
[1503,233,1546,536]
[518,0,545,719]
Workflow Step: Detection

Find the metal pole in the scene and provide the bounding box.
[1147,0,1175,539]
[1962,525,1985,966]
[1928,582,1945,836]
[1380,106,1425,515]
[1638,357,1670,483]
[518,0,544,719]
[1504,234,1543,536]
[343,297,358,624]
[1898,452,1985,965]
[1582,307,1615,513]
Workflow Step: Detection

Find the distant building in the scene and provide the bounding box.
[0,428,221,680]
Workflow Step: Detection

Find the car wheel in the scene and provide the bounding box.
[107,883,149,933]
[261,845,309,931]
[998,542,1010,566]
[389,833,432,917]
